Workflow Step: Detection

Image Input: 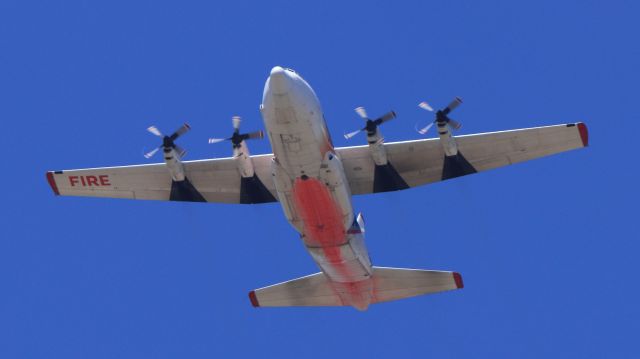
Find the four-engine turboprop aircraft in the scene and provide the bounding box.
[46,66,589,310]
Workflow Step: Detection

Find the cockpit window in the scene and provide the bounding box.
[285,68,297,74]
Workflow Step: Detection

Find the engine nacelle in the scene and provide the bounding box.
[163,148,185,181]
[366,131,388,166]
[233,141,255,178]
[437,122,459,156]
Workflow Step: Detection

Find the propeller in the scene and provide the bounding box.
[344,107,397,139]
[144,123,191,159]
[208,116,264,148]
[416,97,463,135]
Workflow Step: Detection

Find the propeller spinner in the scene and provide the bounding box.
[344,107,397,140]
[144,123,191,159]
[417,97,463,135]
[208,116,264,148]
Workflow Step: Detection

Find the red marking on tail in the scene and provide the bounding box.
[46,172,59,195]
[453,272,464,289]
[577,122,589,147]
[332,279,373,310]
[248,291,260,307]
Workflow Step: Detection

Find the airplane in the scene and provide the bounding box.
[46,66,589,311]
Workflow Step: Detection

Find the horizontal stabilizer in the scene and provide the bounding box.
[372,267,463,304]
[249,272,342,307]
[249,267,462,309]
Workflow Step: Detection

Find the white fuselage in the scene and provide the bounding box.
[260,66,374,309]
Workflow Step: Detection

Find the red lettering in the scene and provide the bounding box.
[87,176,99,186]
[99,175,110,186]
[68,175,111,187]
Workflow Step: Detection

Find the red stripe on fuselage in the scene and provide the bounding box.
[292,177,346,248]
[292,176,373,308]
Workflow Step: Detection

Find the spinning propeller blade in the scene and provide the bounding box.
[345,107,396,140]
[232,116,242,130]
[143,146,161,159]
[443,97,463,115]
[344,128,364,140]
[208,116,264,147]
[377,111,396,125]
[244,130,264,140]
[417,122,435,135]
[147,126,163,137]
[171,123,191,139]
[208,137,228,144]
[355,107,368,119]
[174,144,187,158]
[418,102,434,112]
[417,97,463,135]
[144,122,191,159]
[448,118,462,130]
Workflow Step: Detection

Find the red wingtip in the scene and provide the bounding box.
[46,172,60,195]
[577,122,589,147]
[248,291,260,307]
[453,272,464,289]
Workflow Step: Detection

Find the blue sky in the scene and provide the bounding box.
[1,0,639,357]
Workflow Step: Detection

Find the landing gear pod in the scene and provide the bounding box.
[318,152,354,231]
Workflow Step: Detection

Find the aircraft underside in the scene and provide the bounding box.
[46,65,588,310]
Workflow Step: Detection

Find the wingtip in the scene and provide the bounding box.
[248,291,260,307]
[577,122,589,147]
[46,171,60,196]
[453,272,464,289]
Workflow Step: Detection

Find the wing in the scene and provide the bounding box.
[338,122,588,194]
[47,123,587,202]
[46,154,278,204]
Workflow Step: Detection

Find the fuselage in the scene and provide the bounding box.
[260,66,374,310]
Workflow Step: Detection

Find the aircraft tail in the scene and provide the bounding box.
[249,267,463,310]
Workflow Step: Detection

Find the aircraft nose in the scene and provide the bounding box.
[270,65,285,76]
[268,66,291,95]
